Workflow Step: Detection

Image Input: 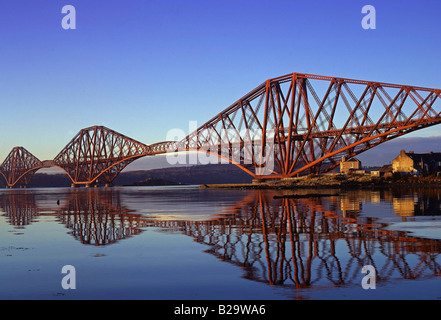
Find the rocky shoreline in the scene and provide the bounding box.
[200,174,441,190]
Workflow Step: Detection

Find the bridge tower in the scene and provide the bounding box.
[0,147,42,188]
[53,125,150,186]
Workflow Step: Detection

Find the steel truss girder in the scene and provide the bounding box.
[2,73,441,186]
[174,73,441,178]
[53,126,150,185]
[0,147,43,188]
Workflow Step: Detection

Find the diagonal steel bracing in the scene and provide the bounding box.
[174,73,441,179]
[52,126,151,185]
[0,147,43,188]
[2,72,441,187]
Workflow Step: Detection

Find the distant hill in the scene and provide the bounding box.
[114,164,253,186]
[0,173,72,188]
[0,164,253,188]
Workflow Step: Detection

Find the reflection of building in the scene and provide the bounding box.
[340,157,361,173]
[393,196,417,217]
[391,191,441,218]
[370,191,381,203]
[340,197,361,217]
[392,150,441,174]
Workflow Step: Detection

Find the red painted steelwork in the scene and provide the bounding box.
[0,147,43,188]
[177,73,441,178]
[1,73,441,187]
[52,126,151,185]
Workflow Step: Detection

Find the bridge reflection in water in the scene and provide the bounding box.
[0,189,150,245]
[0,188,440,290]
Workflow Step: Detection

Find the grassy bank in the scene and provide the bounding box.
[200,173,441,190]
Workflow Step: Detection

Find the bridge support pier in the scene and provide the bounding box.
[71,183,78,188]
[105,183,113,188]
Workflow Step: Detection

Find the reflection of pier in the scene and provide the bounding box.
[0,190,39,228]
[0,189,150,245]
[149,191,441,289]
[56,190,151,246]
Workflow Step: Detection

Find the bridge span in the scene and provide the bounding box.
[1,72,441,188]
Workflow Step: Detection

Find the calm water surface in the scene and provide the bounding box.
[0,186,440,300]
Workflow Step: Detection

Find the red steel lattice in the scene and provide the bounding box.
[0,147,43,188]
[52,126,150,185]
[177,73,441,178]
[1,72,441,187]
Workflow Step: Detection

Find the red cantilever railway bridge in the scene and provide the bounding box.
[1,72,441,188]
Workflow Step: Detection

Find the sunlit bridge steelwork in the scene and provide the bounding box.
[0,147,48,188]
[52,126,151,187]
[2,72,441,187]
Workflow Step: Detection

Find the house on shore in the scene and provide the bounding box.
[340,156,362,173]
[370,164,393,177]
[392,150,441,175]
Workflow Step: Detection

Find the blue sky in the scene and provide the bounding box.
[1,0,441,167]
